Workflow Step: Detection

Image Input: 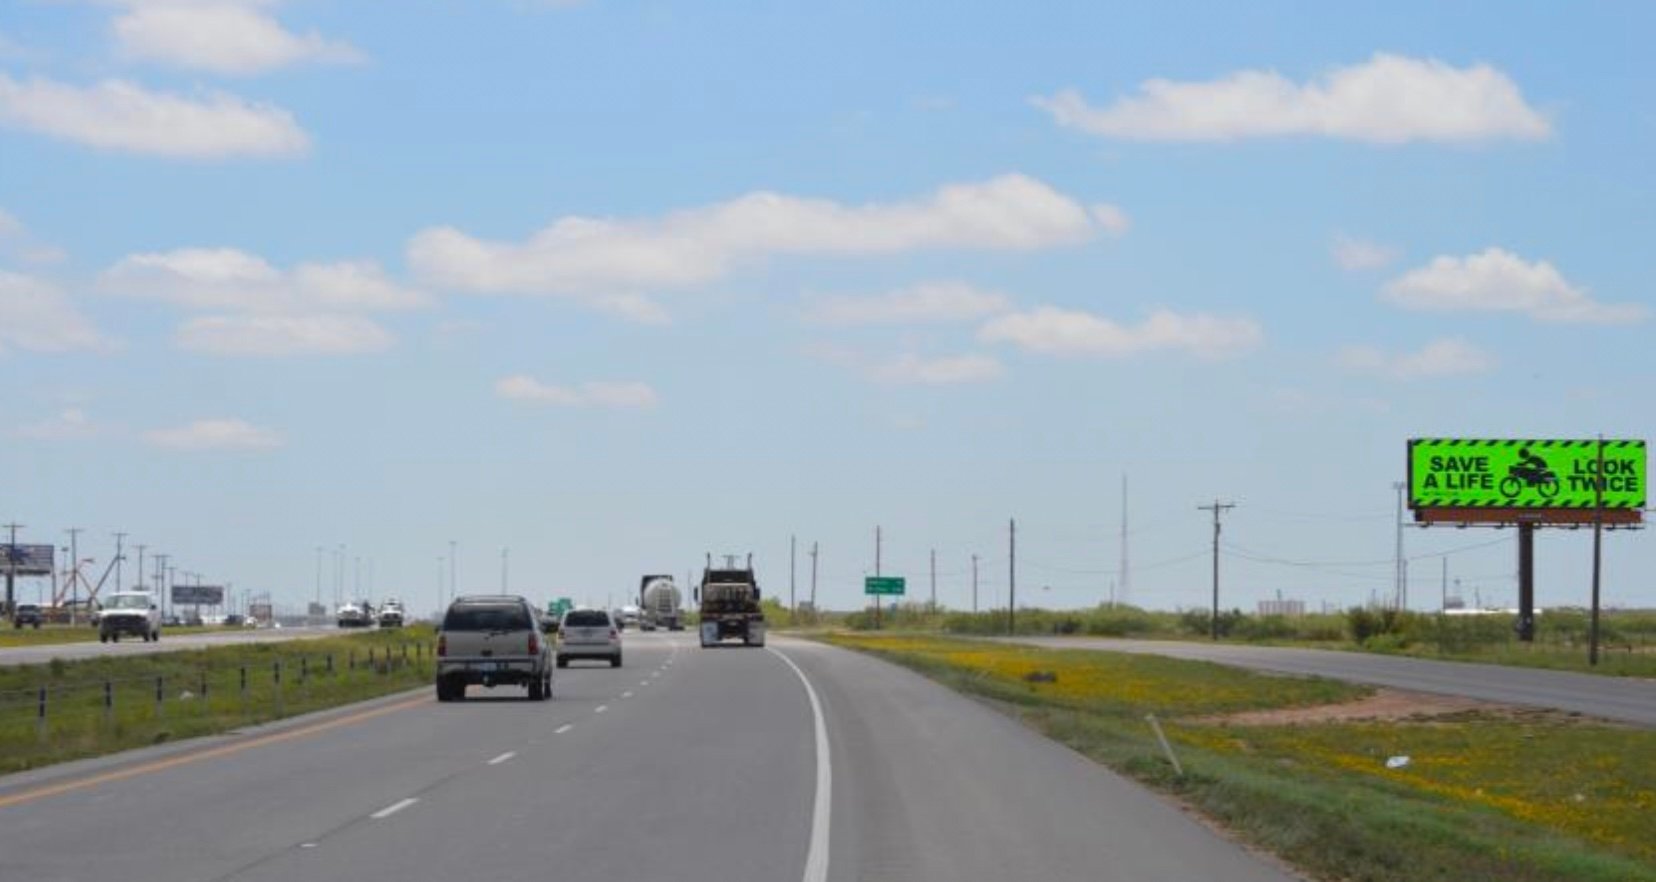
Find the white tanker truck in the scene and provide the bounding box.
[638,575,684,631]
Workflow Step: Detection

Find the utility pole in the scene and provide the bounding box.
[790,535,797,617]
[1198,501,1236,640]
[1008,519,1017,635]
[314,546,323,608]
[1393,481,1408,610]
[437,557,445,615]
[971,553,979,614]
[809,541,819,619]
[929,548,937,612]
[113,532,127,592]
[153,555,169,618]
[135,544,146,591]
[449,540,458,607]
[67,527,82,625]
[1440,557,1448,614]
[3,522,21,614]
[501,547,509,593]
[1119,473,1130,607]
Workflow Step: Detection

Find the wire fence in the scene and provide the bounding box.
[0,642,435,772]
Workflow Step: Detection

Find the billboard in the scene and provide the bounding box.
[0,544,55,576]
[1409,439,1645,524]
[172,584,226,605]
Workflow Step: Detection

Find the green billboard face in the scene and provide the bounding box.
[1409,439,1646,510]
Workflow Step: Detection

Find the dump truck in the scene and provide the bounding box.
[696,555,765,648]
[638,575,683,631]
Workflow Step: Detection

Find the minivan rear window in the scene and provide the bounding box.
[444,604,530,632]
[563,610,610,627]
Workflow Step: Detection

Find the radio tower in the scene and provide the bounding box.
[1117,474,1130,607]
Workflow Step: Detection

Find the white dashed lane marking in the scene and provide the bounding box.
[488,752,515,765]
[555,724,573,734]
[595,705,608,714]
[370,798,418,820]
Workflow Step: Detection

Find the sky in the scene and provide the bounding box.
[2,1,1653,618]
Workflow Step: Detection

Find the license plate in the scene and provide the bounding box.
[477,662,498,672]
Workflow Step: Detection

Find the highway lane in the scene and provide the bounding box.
[0,632,1300,882]
[0,626,355,666]
[1006,636,1656,727]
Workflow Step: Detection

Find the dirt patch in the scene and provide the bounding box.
[1200,688,1498,726]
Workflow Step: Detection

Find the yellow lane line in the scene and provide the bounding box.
[0,694,428,811]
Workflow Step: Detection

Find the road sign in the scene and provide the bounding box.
[172,584,226,605]
[864,576,906,596]
[0,544,54,576]
[549,597,574,618]
[1409,439,1645,517]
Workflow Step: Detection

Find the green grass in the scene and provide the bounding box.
[0,626,436,774]
[823,632,1656,882]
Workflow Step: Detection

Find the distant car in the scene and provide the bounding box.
[435,595,553,702]
[223,614,244,627]
[99,592,161,643]
[558,608,622,668]
[12,603,42,630]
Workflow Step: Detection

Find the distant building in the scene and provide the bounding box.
[1257,598,1306,617]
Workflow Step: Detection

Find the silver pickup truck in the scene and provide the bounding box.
[436,595,553,702]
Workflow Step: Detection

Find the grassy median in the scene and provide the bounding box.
[0,623,275,649]
[0,626,434,774]
[823,633,1656,882]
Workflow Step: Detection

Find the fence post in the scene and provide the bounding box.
[155,676,164,720]
[273,659,283,716]
[349,650,355,672]
[326,653,334,674]
[200,670,209,715]
[104,680,113,727]
[36,686,47,743]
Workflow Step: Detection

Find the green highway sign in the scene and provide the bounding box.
[1409,439,1646,510]
[864,576,906,596]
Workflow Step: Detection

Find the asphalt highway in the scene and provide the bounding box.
[1007,636,1656,727]
[0,626,345,666]
[0,632,1301,882]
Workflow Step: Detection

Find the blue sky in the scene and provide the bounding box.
[2,1,1652,617]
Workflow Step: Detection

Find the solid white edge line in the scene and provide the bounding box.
[555,724,573,734]
[488,752,515,765]
[768,646,830,882]
[370,797,418,819]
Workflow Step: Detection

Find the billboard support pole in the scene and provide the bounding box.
[3,523,20,615]
[1517,523,1536,643]
[1590,435,1605,666]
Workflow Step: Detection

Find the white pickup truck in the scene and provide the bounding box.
[99,592,161,643]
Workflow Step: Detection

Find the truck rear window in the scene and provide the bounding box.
[443,605,530,631]
[563,610,610,627]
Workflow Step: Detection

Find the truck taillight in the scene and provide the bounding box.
[528,633,539,655]
[609,628,619,640]
[437,634,447,657]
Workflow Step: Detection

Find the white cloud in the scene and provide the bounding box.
[868,353,1005,385]
[1091,204,1131,237]
[409,175,1117,320]
[803,281,1011,326]
[114,2,364,75]
[1332,234,1399,271]
[176,315,393,355]
[806,344,1005,386]
[979,307,1263,359]
[1383,248,1646,324]
[102,247,428,312]
[495,375,659,409]
[0,270,112,354]
[0,207,68,264]
[144,418,282,451]
[13,408,102,441]
[1034,53,1551,144]
[1338,338,1496,380]
[0,73,309,158]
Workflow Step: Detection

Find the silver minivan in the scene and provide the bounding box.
[558,608,622,668]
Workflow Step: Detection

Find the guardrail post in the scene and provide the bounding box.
[36,686,47,743]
